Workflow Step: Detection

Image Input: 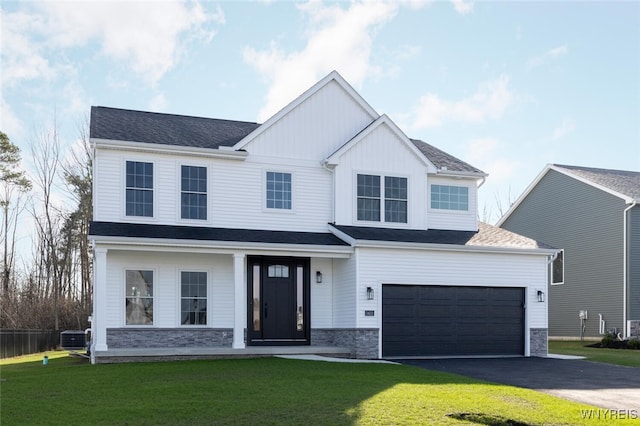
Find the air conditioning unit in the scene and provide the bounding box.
[60,330,87,350]
[628,320,640,339]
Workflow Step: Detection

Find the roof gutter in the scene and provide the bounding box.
[623,199,637,338]
[92,138,249,160]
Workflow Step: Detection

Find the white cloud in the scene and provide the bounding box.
[243,1,399,121]
[412,75,513,128]
[450,0,474,14]
[1,1,222,87]
[149,93,169,112]
[466,137,519,183]
[552,117,575,140]
[527,44,568,68]
[0,95,24,140]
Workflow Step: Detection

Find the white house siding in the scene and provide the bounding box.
[241,80,375,161]
[333,123,429,229]
[310,258,334,328]
[93,148,333,233]
[427,176,478,231]
[103,250,234,329]
[332,256,357,327]
[355,247,548,331]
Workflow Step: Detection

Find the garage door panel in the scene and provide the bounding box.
[383,285,524,357]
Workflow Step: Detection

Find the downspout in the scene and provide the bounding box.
[623,199,636,338]
[321,160,336,224]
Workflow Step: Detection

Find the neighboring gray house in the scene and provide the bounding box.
[498,164,640,339]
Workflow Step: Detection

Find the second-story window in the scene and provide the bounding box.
[181,165,207,220]
[430,184,469,211]
[357,174,408,223]
[126,161,153,217]
[266,171,292,210]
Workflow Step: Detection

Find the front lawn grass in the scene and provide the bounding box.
[0,354,626,425]
[549,340,640,367]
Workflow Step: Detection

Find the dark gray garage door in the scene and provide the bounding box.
[382,285,524,357]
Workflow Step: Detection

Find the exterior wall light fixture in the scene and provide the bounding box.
[367,286,374,300]
[316,271,322,283]
[537,290,545,303]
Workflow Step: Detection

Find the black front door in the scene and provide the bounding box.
[247,257,310,345]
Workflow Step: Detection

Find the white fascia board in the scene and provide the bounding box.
[92,138,248,160]
[327,225,357,245]
[432,169,488,179]
[324,115,437,171]
[232,70,379,151]
[89,235,353,258]
[349,239,558,256]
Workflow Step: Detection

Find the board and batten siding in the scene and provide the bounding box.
[427,176,478,231]
[333,123,430,229]
[241,80,375,161]
[629,206,640,322]
[93,148,333,233]
[501,169,625,337]
[355,247,548,330]
[103,251,234,329]
[332,256,357,327]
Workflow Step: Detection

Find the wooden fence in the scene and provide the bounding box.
[0,329,58,359]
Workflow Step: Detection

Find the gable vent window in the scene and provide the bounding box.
[357,174,407,223]
[181,165,207,220]
[266,171,292,210]
[126,161,153,217]
[430,184,468,211]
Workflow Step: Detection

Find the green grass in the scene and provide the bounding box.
[549,340,640,367]
[0,352,628,425]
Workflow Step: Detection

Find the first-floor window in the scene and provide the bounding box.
[552,249,564,284]
[181,271,207,325]
[125,270,153,325]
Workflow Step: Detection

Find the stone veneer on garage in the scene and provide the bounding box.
[530,328,548,356]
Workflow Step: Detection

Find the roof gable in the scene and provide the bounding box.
[232,70,379,152]
[497,163,639,227]
[324,114,437,171]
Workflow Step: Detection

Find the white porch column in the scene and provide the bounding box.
[92,248,108,359]
[232,253,246,349]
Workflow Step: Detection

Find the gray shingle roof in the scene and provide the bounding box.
[90,106,260,149]
[411,139,486,175]
[554,164,640,201]
[89,221,349,246]
[331,222,554,250]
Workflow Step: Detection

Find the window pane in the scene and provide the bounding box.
[431,185,468,211]
[357,198,381,221]
[252,264,260,332]
[553,250,564,284]
[126,161,153,217]
[125,270,153,325]
[268,265,289,278]
[266,172,292,210]
[385,200,407,223]
[296,266,304,332]
[181,166,207,220]
[180,271,207,325]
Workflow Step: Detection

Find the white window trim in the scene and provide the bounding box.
[123,267,157,327]
[262,169,296,214]
[122,159,157,222]
[551,249,565,285]
[176,162,210,224]
[177,268,212,327]
[354,171,410,226]
[427,182,472,214]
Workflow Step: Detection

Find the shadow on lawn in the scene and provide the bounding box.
[447,412,534,426]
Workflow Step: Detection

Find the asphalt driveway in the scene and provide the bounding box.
[399,357,640,409]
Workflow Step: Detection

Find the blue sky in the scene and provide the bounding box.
[2,0,639,224]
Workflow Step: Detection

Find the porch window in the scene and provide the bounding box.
[181,165,207,220]
[181,271,207,325]
[125,161,153,217]
[125,270,153,325]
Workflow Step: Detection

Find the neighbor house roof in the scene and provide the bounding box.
[90,106,261,149]
[89,221,349,247]
[329,222,555,251]
[553,164,640,201]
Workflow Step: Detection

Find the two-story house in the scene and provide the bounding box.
[88,71,556,363]
[498,164,640,339]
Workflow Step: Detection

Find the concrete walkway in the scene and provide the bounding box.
[399,357,640,410]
